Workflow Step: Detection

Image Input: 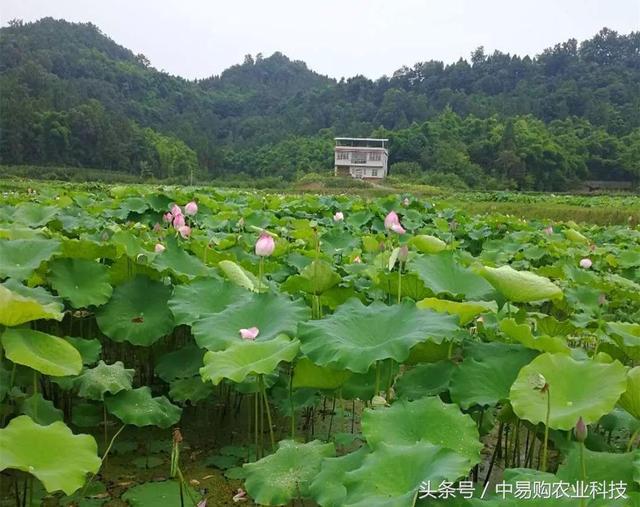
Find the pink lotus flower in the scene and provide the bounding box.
[171,204,182,217]
[574,416,587,442]
[185,201,198,215]
[173,213,186,229]
[390,222,406,235]
[239,327,259,340]
[255,232,275,257]
[333,211,344,222]
[353,255,362,263]
[579,258,592,269]
[384,211,400,230]
[163,212,173,223]
[154,243,166,253]
[543,226,553,235]
[178,225,191,239]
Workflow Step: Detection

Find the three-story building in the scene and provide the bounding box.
[334,137,389,179]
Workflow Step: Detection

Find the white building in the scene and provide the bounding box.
[334,137,389,179]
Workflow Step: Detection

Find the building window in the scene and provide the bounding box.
[369,152,381,161]
[371,169,378,177]
[352,152,367,164]
[336,151,350,160]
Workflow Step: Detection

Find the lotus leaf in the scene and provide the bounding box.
[394,361,455,400]
[105,387,182,428]
[410,234,447,253]
[510,353,628,430]
[361,396,483,463]
[63,336,102,365]
[298,298,459,373]
[74,360,134,400]
[409,252,495,300]
[478,265,563,302]
[309,446,370,507]
[48,258,112,308]
[2,328,82,376]
[121,480,200,507]
[168,278,247,325]
[193,292,309,351]
[19,393,64,425]
[607,322,640,360]
[218,259,258,291]
[0,415,101,495]
[0,283,63,325]
[500,318,570,353]
[243,439,335,505]
[282,259,341,294]
[155,344,205,382]
[168,376,213,403]
[200,334,299,385]
[417,297,497,325]
[557,444,640,488]
[0,238,61,280]
[619,367,640,420]
[292,357,352,390]
[96,276,174,346]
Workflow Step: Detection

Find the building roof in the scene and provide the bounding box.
[334,137,389,142]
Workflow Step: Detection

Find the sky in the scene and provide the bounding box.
[2,0,639,81]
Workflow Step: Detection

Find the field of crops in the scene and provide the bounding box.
[0,182,639,506]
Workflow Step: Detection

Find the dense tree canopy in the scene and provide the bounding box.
[0,18,638,189]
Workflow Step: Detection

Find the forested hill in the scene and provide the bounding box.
[1,17,639,190]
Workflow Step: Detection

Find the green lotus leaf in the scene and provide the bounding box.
[500,318,570,353]
[48,258,113,308]
[292,357,352,390]
[619,367,640,420]
[0,415,101,495]
[0,238,61,280]
[200,335,299,385]
[341,360,400,400]
[410,234,447,254]
[192,292,309,351]
[105,387,182,428]
[19,393,64,425]
[449,342,537,409]
[309,446,370,507]
[564,228,589,243]
[121,480,200,507]
[607,322,640,360]
[218,259,258,291]
[282,259,341,294]
[2,328,82,376]
[0,283,63,325]
[96,276,174,346]
[557,444,640,488]
[151,236,211,280]
[12,202,59,227]
[155,345,205,382]
[168,278,248,326]
[71,402,103,427]
[298,298,459,374]
[361,396,482,464]
[60,238,117,260]
[74,360,134,401]
[63,336,102,365]
[168,376,213,403]
[243,439,335,505]
[394,361,455,400]
[409,252,495,300]
[341,442,473,507]
[510,353,628,430]
[417,297,497,325]
[478,265,563,302]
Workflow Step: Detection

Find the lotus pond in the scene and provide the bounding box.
[0,182,639,506]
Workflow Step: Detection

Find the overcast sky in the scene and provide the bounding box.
[2,0,639,80]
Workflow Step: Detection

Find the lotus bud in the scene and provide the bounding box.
[171,204,182,217]
[543,226,553,235]
[402,197,410,206]
[163,212,173,223]
[237,217,245,228]
[255,232,275,257]
[178,225,191,239]
[154,243,166,253]
[390,222,406,235]
[153,222,162,233]
[172,427,183,444]
[333,211,344,222]
[398,245,409,262]
[579,258,592,269]
[185,201,198,215]
[529,373,548,391]
[239,327,259,340]
[598,293,607,306]
[574,417,587,442]
[353,255,362,264]
[384,211,400,229]
[371,395,388,409]
[173,213,186,229]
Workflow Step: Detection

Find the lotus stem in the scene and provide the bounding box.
[374,361,381,395]
[541,388,551,472]
[579,442,586,507]
[397,261,402,304]
[254,391,259,460]
[81,424,126,497]
[627,428,640,452]
[289,365,295,439]
[258,257,264,292]
[259,375,275,450]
